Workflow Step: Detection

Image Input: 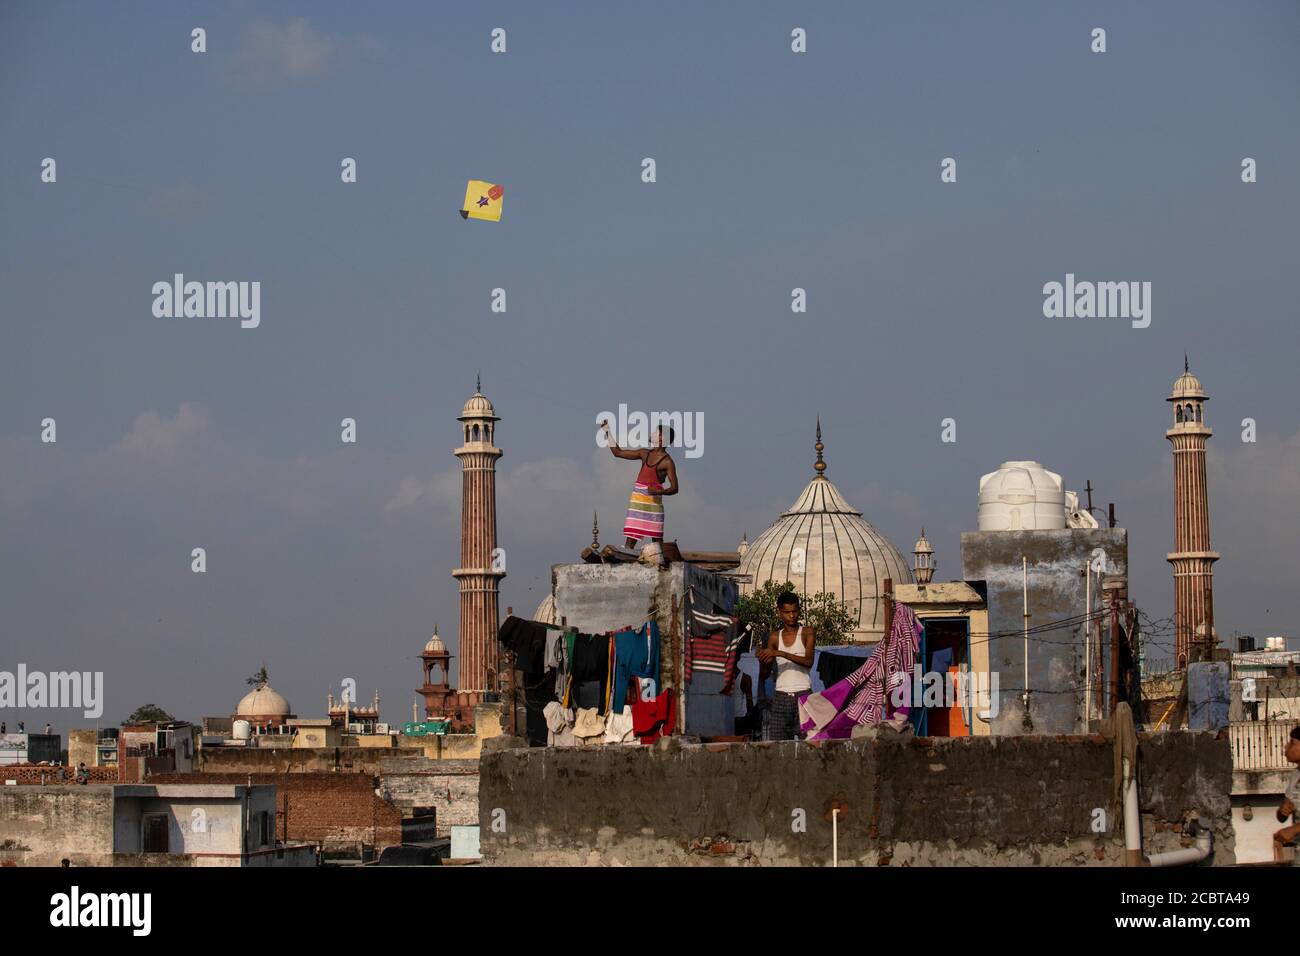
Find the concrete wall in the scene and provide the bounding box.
[0,786,115,867]
[111,785,275,856]
[379,758,480,837]
[961,528,1128,735]
[152,772,405,855]
[195,746,426,775]
[479,732,1233,866]
[68,729,97,769]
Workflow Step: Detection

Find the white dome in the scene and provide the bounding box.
[737,473,913,643]
[977,461,1066,531]
[532,594,558,626]
[235,684,291,717]
[424,632,447,654]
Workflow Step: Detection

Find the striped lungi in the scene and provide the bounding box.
[623,482,665,541]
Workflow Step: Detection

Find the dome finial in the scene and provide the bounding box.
[1184,352,1189,374]
[476,370,481,393]
[813,416,826,475]
[591,511,600,550]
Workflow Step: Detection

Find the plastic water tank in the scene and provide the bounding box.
[978,461,1066,531]
[232,720,251,740]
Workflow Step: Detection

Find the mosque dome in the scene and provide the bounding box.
[736,422,913,643]
[235,684,291,717]
[424,629,448,654]
[459,377,499,421]
[1168,356,1207,402]
[532,594,558,626]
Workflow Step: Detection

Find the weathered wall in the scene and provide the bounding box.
[379,758,480,837]
[961,529,1128,735]
[479,732,1233,866]
[194,746,425,776]
[152,772,404,854]
[0,786,116,866]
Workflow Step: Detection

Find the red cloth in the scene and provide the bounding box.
[632,688,675,744]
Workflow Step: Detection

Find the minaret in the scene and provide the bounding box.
[453,377,504,693]
[912,529,935,585]
[1166,358,1219,667]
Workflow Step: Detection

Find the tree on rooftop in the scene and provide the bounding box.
[126,704,174,724]
[246,665,268,687]
[734,580,858,646]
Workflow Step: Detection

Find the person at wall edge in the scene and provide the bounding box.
[757,591,815,740]
[1274,725,1300,852]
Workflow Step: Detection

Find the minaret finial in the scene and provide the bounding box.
[813,416,826,475]
[591,511,600,550]
[1184,352,1189,374]
[476,370,481,393]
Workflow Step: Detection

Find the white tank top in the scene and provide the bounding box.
[774,626,812,693]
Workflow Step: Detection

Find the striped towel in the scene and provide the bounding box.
[623,482,665,541]
[685,590,745,694]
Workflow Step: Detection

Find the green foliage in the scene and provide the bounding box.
[246,665,269,687]
[126,704,174,724]
[734,580,857,646]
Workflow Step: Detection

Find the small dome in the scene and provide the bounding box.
[1168,371,1206,402]
[236,684,290,717]
[424,631,447,654]
[1168,357,1208,402]
[913,529,933,555]
[459,391,499,421]
[532,594,558,626]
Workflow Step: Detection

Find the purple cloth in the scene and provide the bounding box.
[798,604,922,740]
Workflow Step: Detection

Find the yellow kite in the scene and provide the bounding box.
[460,180,504,222]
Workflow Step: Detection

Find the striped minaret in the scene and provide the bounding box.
[1166,358,1219,667]
[453,377,504,693]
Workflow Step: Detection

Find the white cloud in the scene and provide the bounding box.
[233,19,335,84]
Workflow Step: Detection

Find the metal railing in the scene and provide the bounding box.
[1229,721,1293,771]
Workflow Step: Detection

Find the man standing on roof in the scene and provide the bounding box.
[603,419,678,549]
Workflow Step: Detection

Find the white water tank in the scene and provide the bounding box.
[978,461,1067,531]
[232,720,251,740]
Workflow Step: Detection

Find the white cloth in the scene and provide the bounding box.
[544,701,576,747]
[573,707,605,740]
[604,707,635,744]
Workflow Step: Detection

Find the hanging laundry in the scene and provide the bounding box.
[685,590,745,694]
[607,622,661,712]
[816,649,865,689]
[573,707,605,744]
[543,701,577,747]
[603,706,636,744]
[522,670,556,747]
[632,688,676,744]
[567,632,610,712]
[550,629,572,705]
[798,603,922,740]
[497,616,550,678]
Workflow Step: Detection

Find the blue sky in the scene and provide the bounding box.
[2,1,1298,732]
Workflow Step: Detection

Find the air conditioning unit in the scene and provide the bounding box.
[375,723,390,735]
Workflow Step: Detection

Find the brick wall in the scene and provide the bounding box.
[0,765,116,784]
[152,772,404,855]
[380,759,479,836]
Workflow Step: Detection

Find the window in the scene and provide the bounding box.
[142,813,169,853]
